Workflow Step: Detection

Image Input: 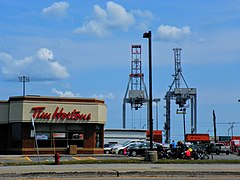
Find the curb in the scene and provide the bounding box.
[0,170,240,178]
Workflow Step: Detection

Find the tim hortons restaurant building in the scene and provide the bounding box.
[0,96,107,155]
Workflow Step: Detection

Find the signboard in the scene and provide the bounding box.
[72,133,84,140]
[146,130,162,143]
[232,136,240,140]
[36,134,48,140]
[185,134,210,142]
[146,130,162,136]
[53,133,66,138]
[31,106,91,121]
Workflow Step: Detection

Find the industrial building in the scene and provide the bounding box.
[104,129,146,145]
[104,129,162,145]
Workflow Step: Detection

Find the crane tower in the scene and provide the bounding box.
[123,45,148,128]
[164,48,197,143]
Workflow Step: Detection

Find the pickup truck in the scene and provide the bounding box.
[208,143,231,155]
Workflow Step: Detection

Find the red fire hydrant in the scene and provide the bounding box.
[54,153,60,165]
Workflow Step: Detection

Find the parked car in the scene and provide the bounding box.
[104,144,115,154]
[206,143,231,155]
[112,140,146,154]
[119,142,145,155]
[128,142,162,157]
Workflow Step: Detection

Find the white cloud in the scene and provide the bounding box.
[52,88,79,97]
[131,9,154,20]
[51,88,115,100]
[131,9,153,31]
[106,2,135,30]
[155,25,191,41]
[37,48,54,61]
[74,1,135,37]
[42,1,69,18]
[0,48,69,81]
[75,20,110,38]
[91,93,115,100]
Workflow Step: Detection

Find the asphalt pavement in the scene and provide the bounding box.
[0,163,240,179]
[0,154,240,179]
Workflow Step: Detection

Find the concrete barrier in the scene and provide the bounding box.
[145,150,158,162]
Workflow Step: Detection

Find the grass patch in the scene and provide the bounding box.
[1,158,240,166]
[155,159,240,164]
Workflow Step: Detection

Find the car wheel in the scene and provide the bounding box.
[131,150,137,157]
[216,150,220,155]
[118,149,123,154]
[226,151,229,155]
[105,150,109,154]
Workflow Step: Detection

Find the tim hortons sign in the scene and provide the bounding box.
[31,106,91,121]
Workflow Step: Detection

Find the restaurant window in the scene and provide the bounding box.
[67,124,84,148]
[53,132,67,147]
[34,124,83,148]
[36,132,51,148]
[52,124,66,131]
[52,124,67,148]
[35,123,50,132]
[35,124,52,148]
[96,125,103,148]
[68,131,84,147]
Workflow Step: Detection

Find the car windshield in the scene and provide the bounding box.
[104,144,115,148]
[121,141,131,146]
[135,143,147,148]
[104,144,110,148]
[128,143,136,148]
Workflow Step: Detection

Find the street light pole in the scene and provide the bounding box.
[153,98,160,130]
[18,76,30,96]
[143,31,153,150]
[231,122,235,139]
[183,108,186,142]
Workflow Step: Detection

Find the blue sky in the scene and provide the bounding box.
[0,0,240,141]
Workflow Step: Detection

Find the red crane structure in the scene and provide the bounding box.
[122,45,148,129]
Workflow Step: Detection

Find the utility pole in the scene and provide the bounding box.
[183,108,186,142]
[143,30,158,162]
[153,98,160,130]
[230,122,235,139]
[213,110,217,143]
[143,31,153,150]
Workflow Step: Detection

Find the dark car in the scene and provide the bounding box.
[205,143,230,155]
[128,142,162,157]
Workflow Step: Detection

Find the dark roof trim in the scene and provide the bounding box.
[9,96,105,104]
